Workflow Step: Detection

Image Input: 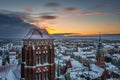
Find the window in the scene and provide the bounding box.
[39,73,42,80]
[44,54,48,63]
[44,71,48,80]
[36,55,39,64]
[36,73,39,80]
[39,55,42,64]
[36,72,42,80]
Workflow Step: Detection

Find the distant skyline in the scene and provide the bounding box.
[0,0,120,37]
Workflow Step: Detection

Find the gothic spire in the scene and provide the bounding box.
[97,33,103,54]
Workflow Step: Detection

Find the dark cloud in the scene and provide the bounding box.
[0,13,35,38]
[0,10,29,16]
[40,12,55,15]
[40,15,57,21]
[44,2,60,7]
[53,33,80,36]
[62,8,79,12]
[91,4,110,9]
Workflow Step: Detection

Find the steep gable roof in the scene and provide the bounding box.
[24,28,54,40]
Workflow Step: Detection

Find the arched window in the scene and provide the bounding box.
[36,71,42,80]
[45,54,48,63]
[39,54,42,64]
[44,71,48,80]
[36,73,39,80]
[36,55,39,64]
[39,72,42,80]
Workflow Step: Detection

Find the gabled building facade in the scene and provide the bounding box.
[21,28,55,80]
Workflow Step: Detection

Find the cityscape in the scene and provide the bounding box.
[0,0,120,80]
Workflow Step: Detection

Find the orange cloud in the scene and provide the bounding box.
[59,14,68,18]
[24,8,34,11]
[91,4,110,9]
[62,8,79,12]
[78,11,106,16]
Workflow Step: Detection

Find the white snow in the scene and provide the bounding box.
[71,60,83,68]
[6,70,17,80]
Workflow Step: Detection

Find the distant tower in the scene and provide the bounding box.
[21,28,55,80]
[96,34,105,68]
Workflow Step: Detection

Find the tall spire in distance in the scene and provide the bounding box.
[96,33,105,68]
[97,33,103,54]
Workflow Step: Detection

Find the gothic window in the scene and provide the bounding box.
[36,72,42,80]
[44,71,48,80]
[36,73,39,80]
[36,55,39,64]
[44,54,48,63]
[39,72,42,80]
[40,54,41,64]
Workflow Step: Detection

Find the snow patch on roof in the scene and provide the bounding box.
[6,70,17,80]
[24,28,54,40]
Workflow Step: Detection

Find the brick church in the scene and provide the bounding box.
[21,28,55,80]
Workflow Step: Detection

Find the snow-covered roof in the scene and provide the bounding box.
[66,63,104,79]
[105,62,120,75]
[112,54,120,59]
[90,64,104,76]
[73,50,96,59]
[104,45,114,49]
[24,28,54,40]
[6,70,18,80]
[71,60,83,68]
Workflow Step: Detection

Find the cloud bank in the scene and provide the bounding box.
[0,13,35,38]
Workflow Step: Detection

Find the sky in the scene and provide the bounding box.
[0,0,120,38]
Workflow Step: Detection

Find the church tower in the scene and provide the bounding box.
[21,28,55,80]
[96,35,105,68]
